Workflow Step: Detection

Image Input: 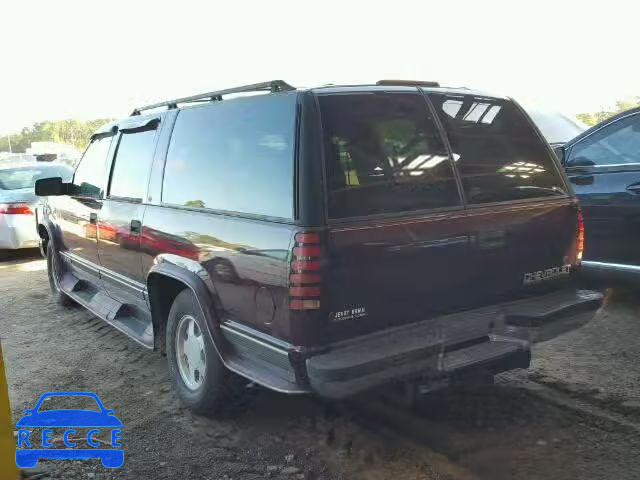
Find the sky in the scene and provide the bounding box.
[1,0,639,135]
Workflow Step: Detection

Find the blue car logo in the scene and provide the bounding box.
[15,391,123,468]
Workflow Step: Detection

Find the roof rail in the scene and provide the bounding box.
[130,80,295,116]
[376,79,440,88]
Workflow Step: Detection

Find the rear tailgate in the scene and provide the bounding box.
[316,88,582,344]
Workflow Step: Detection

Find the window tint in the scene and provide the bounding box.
[569,114,640,167]
[431,94,567,204]
[162,93,297,219]
[74,136,113,197]
[318,92,461,219]
[109,129,157,200]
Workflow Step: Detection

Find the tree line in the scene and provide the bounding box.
[576,97,640,126]
[1,96,639,154]
[0,118,114,154]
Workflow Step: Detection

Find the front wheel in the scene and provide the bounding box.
[166,289,243,415]
[46,245,72,306]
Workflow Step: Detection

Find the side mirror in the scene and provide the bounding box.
[566,156,596,168]
[35,177,66,196]
[552,145,565,164]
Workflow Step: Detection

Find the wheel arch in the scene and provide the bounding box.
[146,257,227,362]
[36,219,58,257]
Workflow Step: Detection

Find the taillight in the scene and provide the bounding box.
[289,232,322,310]
[576,210,585,262]
[0,203,33,215]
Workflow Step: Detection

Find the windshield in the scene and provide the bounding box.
[0,164,73,190]
[526,108,587,144]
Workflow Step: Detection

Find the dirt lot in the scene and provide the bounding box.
[2,250,640,479]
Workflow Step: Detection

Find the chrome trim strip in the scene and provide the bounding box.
[61,251,145,293]
[220,321,293,356]
[582,260,640,274]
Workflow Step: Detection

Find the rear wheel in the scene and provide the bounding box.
[46,245,72,306]
[166,289,243,415]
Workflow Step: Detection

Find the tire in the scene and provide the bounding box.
[46,245,73,306]
[166,289,243,415]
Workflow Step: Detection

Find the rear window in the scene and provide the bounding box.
[0,164,73,190]
[318,92,461,219]
[430,94,567,204]
[162,93,297,219]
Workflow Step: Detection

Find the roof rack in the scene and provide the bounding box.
[130,80,295,116]
[376,79,440,88]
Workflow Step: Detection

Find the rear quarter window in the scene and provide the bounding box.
[162,93,297,219]
[430,93,567,204]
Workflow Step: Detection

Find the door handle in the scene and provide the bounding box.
[626,184,640,194]
[89,213,97,224]
[130,220,142,234]
[570,175,594,186]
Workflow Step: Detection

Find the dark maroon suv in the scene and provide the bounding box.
[35,80,602,414]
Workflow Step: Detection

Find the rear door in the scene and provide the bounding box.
[317,90,470,341]
[97,115,160,310]
[318,89,579,343]
[564,111,640,265]
[429,92,578,304]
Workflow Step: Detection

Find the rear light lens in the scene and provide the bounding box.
[0,203,33,215]
[290,232,322,310]
[576,210,585,262]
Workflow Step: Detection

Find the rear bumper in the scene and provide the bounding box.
[306,288,602,399]
[0,214,39,250]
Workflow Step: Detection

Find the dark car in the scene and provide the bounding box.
[34,80,602,414]
[554,107,640,280]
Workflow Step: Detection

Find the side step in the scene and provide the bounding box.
[59,268,154,349]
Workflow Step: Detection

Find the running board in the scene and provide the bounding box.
[59,268,154,349]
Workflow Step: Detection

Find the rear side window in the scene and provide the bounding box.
[109,128,157,201]
[318,92,461,219]
[162,93,297,219]
[430,94,567,204]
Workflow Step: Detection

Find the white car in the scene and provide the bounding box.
[0,163,73,253]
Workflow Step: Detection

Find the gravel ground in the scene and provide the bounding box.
[2,250,640,479]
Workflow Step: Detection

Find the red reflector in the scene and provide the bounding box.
[290,273,321,284]
[293,246,321,257]
[291,260,321,272]
[290,299,321,310]
[289,286,321,297]
[577,211,585,262]
[0,203,33,215]
[295,232,320,244]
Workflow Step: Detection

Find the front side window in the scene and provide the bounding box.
[74,136,113,197]
[162,93,297,219]
[431,94,567,204]
[108,128,157,201]
[318,92,461,219]
[568,114,640,167]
